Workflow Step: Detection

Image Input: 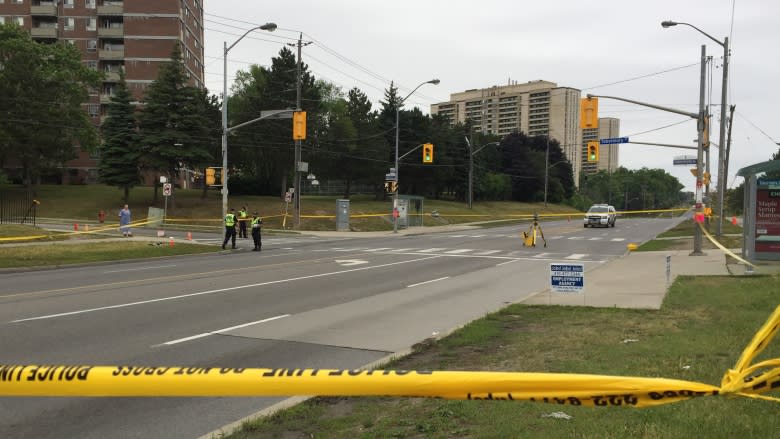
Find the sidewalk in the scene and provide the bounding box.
[520,249,778,310]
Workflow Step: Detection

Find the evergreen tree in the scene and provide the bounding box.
[98,74,139,202]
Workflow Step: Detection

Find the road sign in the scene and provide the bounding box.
[385,173,397,181]
[550,263,584,293]
[599,137,629,145]
[673,155,698,165]
[162,183,172,197]
[284,191,292,203]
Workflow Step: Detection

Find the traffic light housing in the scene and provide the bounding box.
[206,167,216,186]
[423,143,434,163]
[580,97,599,129]
[292,111,307,140]
[586,141,599,162]
[702,115,710,149]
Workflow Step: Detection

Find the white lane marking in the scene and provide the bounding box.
[611,238,626,242]
[566,254,587,260]
[282,247,293,250]
[548,236,564,240]
[473,250,501,255]
[497,260,519,266]
[11,255,442,323]
[444,249,474,254]
[417,248,447,253]
[588,237,602,241]
[469,235,486,238]
[449,235,468,238]
[407,277,450,288]
[158,314,290,346]
[533,253,552,258]
[334,259,369,266]
[363,248,392,252]
[390,248,417,252]
[104,264,177,274]
[568,237,585,240]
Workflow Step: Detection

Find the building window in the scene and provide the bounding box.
[86,0,96,8]
[87,39,97,52]
[64,17,74,30]
[66,39,75,46]
[13,16,23,26]
[86,60,97,70]
[0,17,6,25]
[86,18,96,31]
[88,104,99,117]
[63,0,74,8]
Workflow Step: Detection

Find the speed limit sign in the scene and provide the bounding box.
[163,183,172,196]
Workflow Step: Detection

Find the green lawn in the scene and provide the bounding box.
[229,275,780,439]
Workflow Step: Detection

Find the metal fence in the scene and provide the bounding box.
[0,192,37,225]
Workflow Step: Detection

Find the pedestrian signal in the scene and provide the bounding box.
[580,98,599,129]
[206,167,216,185]
[423,143,434,163]
[384,181,398,193]
[587,142,599,162]
[292,111,306,140]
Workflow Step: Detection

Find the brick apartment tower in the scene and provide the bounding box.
[0,0,205,184]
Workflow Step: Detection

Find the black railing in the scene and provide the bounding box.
[0,192,38,225]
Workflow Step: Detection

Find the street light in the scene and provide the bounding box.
[393,78,439,233]
[464,137,501,209]
[662,20,729,237]
[222,22,277,234]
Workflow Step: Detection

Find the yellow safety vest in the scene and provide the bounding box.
[251,217,262,228]
[224,213,236,227]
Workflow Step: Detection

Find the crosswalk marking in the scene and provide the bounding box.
[473,250,501,255]
[417,248,447,253]
[444,249,474,254]
[363,247,392,252]
[533,253,552,258]
[565,253,587,260]
[588,237,602,241]
[568,237,585,240]
[391,248,418,252]
[610,238,625,242]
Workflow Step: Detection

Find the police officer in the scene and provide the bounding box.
[222,208,237,250]
[238,206,248,239]
[250,211,263,251]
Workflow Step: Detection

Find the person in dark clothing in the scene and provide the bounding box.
[250,211,263,251]
[222,208,237,250]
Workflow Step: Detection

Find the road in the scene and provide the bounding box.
[0,216,682,438]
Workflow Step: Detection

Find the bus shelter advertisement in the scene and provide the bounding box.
[755,180,780,254]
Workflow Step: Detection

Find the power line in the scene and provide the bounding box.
[582,62,699,91]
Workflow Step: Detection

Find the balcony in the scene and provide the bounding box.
[99,48,124,60]
[31,4,57,16]
[97,4,123,15]
[31,27,57,38]
[100,94,115,104]
[98,26,123,37]
[104,71,120,81]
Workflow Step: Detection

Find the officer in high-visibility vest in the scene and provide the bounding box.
[250,211,263,251]
[222,208,237,250]
[238,206,248,239]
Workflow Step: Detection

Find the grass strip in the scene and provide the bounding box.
[229,275,780,439]
[0,241,218,268]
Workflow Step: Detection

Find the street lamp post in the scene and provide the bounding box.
[393,78,439,233]
[662,20,729,236]
[464,137,500,209]
[222,22,276,236]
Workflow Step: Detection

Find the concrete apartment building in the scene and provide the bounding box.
[582,117,620,177]
[431,80,620,188]
[0,0,205,184]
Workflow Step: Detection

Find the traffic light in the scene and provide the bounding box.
[702,115,710,149]
[703,171,711,186]
[292,111,307,140]
[422,143,434,163]
[580,97,599,129]
[586,141,599,162]
[205,167,216,186]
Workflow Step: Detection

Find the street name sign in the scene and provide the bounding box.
[673,155,698,166]
[599,137,629,145]
[550,263,584,293]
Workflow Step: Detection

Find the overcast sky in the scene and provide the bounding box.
[204,0,779,192]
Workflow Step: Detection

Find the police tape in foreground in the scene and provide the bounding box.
[2,306,778,407]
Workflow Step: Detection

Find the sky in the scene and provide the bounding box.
[203,0,780,193]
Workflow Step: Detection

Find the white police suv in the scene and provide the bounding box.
[584,204,616,228]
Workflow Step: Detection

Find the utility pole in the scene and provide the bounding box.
[289,34,310,229]
[544,135,549,207]
[722,104,736,215]
[716,37,730,237]
[692,44,707,255]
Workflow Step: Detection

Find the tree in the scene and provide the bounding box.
[0,24,101,192]
[137,44,213,204]
[98,74,139,202]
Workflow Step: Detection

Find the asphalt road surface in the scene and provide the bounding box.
[0,216,683,438]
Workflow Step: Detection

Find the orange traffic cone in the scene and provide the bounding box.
[186,231,192,241]
[74,223,79,231]
[731,216,737,226]
[169,236,174,248]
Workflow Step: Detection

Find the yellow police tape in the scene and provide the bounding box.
[1,306,778,406]
[697,222,756,268]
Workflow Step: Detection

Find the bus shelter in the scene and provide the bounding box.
[738,159,780,262]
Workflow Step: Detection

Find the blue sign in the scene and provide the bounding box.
[550,263,584,293]
[600,137,629,145]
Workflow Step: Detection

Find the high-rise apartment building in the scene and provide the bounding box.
[0,0,205,183]
[581,117,620,177]
[432,80,584,186]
